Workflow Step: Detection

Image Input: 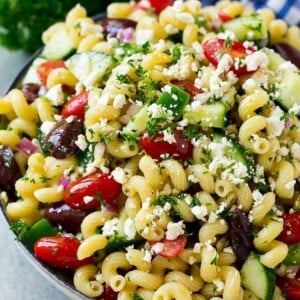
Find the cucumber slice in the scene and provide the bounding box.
[183,102,227,128]
[241,251,276,300]
[263,48,286,71]
[277,71,300,111]
[213,131,253,173]
[66,50,116,88]
[41,25,75,60]
[221,15,267,42]
[123,105,149,134]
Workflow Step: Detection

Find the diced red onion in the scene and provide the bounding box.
[118,27,134,43]
[285,118,292,128]
[17,137,38,156]
[58,176,70,190]
[106,202,119,214]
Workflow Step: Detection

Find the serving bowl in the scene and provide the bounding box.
[0,12,106,300]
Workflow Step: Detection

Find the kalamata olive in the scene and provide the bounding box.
[273,42,300,68]
[44,202,88,233]
[0,145,21,192]
[44,117,83,158]
[22,83,42,103]
[228,209,254,267]
[99,18,137,38]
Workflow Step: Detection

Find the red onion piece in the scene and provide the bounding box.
[17,137,38,156]
[106,202,119,214]
[58,176,70,190]
[118,27,135,43]
[285,118,292,128]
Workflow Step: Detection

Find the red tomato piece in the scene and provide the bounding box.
[140,129,193,161]
[34,236,92,269]
[61,92,88,121]
[132,0,152,11]
[277,276,300,300]
[133,0,173,14]
[278,212,300,244]
[37,60,66,86]
[171,80,202,98]
[96,284,118,300]
[202,38,257,75]
[218,11,233,23]
[64,172,122,211]
[149,235,187,258]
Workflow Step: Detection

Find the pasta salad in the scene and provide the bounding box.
[1,0,300,299]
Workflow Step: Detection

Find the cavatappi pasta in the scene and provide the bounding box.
[1,1,300,299]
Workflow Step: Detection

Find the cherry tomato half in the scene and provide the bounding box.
[64,172,122,211]
[171,80,202,98]
[149,235,187,258]
[202,38,257,75]
[37,60,66,86]
[34,236,92,269]
[133,0,173,14]
[61,92,88,121]
[278,212,300,244]
[140,129,193,161]
[218,11,233,23]
[277,276,300,300]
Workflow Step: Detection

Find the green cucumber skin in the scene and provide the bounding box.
[221,15,267,42]
[213,131,252,170]
[278,71,300,111]
[241,251,276,300]
[183,102,227,128]
[67,50,116,87]
[284,243,300,265]
[42,27,75,60]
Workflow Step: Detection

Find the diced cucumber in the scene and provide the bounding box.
[283,243,300,265]
[157,84,190,120]
[123,105,149,134]
[22,57,47,85]
[263,48,286,71]
[41,25,75,60]
[241,251,276,300]
[221,14,267,42]
[213,131,253,173]
[66,50,116,88]
[183,102,227,128]
[277,71,300,111]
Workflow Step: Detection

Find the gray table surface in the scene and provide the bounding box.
[0,47,69,300]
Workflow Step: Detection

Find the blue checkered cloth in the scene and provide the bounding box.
[201,0,300,25]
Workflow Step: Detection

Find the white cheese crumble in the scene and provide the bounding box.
[291,143,300,159]
[83,195,94,204]
[213,279,224,292]
[166,220,185,240]
[151,242,164,254]
[244,50,269,72]
[267,106,285,137]
[45,84,65,106]
[124,218,136,240]
[75,134,88,151]
[102,218,118,236]
[193,242,202,253]
[113,94,126,109]
[135,29,154,45]
[143,249,152,262]
[285,180,296,191]
[111,167,126,184]
[191,205,208,221]
[40,121,56,135]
